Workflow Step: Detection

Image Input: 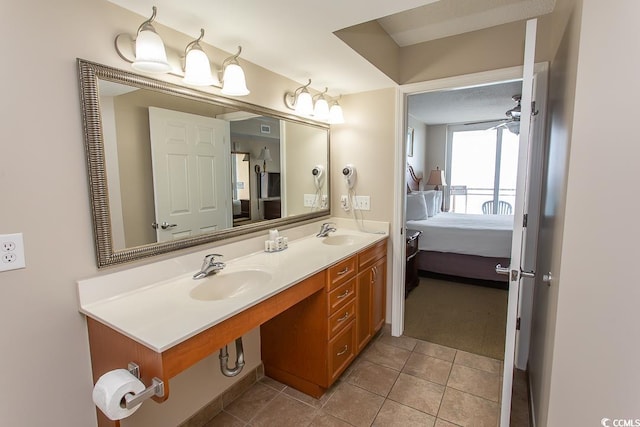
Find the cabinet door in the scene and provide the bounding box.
[356,270,372,352]
[371,257,386,333]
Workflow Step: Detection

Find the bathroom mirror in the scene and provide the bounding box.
[77,59,330,268]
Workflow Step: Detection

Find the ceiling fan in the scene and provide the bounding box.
[464,94,521,134]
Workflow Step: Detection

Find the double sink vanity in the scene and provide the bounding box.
[76,59,387,426]
[78,221,388,426]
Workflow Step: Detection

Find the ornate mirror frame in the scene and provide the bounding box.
[77,59,330,268]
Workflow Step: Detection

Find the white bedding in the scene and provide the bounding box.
[406,212,513,258]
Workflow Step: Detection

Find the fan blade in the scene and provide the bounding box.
[464,118,509,126]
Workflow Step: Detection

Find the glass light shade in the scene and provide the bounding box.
[132,29,171,73]
[295,90,313,116]
[328,103,345,124]
[313,98,330,121]
[183,47,218,86]
[221,63,250,96]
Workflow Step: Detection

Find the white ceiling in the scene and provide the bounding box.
[409,80,524,125]
[107,0,555,97]
[378,0,555,47]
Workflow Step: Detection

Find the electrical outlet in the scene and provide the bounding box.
[340,195,350,211]
[352,195,371,211]
[0,233,26,272]
[303,194,318,207]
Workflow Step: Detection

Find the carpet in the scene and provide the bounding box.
[403,276,508,360]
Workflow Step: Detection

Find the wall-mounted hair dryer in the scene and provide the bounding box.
[312,165,325,190]
[342,164,356,189]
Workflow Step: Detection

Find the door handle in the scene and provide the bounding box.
[521,270,535,279]
[495,264,510,275]
[160,222,177,230]
[496,264,536,281]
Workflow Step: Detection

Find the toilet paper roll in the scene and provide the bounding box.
[92,369,146,421]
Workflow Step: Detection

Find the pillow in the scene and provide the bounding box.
[434,190,443,214]
[422,190,437,217]
[406,193,428,220]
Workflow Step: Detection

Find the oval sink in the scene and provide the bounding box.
[322,235,362,246]
[190,269,272,301]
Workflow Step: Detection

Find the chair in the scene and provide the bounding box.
[449,185,468,213]
[482,200,513,215]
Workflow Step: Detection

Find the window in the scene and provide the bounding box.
[447,123,519,214]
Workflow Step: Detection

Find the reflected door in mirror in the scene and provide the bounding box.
[149,107,231,242]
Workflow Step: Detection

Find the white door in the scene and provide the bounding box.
[149,107,231,242]
[498,19,538,425]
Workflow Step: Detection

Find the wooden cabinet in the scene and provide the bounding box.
[261,239,387,398]
[356,241,387,352]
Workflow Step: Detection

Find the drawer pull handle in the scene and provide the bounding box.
[337,267,350,276]
[338,311,350,322]
[336,290,350,299]
[336,345,349,356]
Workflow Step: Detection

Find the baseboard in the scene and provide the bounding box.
[178,363,265,427]
[527,363,536,427]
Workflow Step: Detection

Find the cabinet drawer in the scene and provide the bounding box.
[328,278,355,316]
[327,255,357,291]
[328,321,356,383]
[358,239,387,270]
[328,300,355,339]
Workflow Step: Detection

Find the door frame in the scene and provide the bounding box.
[391,60,548,422]
[392,64,531,337]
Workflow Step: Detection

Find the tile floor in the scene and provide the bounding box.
[204,328,518,426]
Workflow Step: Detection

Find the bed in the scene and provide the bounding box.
[405,190,513,282]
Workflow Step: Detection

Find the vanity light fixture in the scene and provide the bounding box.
[284,79,314,116]
[220,47,250,96]
[131,6,171,73]
[328,97,345,124]
[113,6,250,96]
[313,88,330,121]
[183,29,218,86]
[285,82,345,123]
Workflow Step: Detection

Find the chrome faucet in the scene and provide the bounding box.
[193,254,226,279]
[316,222,337,237]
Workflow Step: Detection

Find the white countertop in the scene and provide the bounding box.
[78,223,388,353]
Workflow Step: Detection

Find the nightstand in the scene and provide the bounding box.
[405,229,422,297]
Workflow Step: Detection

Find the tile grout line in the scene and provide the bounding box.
[434,348,457,421]
[241,383,282,425]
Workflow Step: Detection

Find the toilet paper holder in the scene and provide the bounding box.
[123,362,165,409]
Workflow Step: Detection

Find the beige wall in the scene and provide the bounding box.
[407,115,427,184]
[425,124,447,177]
[334,20,402,84]
[544,0,640,424]
[329,89,396,223]
[283,122,328,216]
[528,1,582,425]
[0,1,335,426]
